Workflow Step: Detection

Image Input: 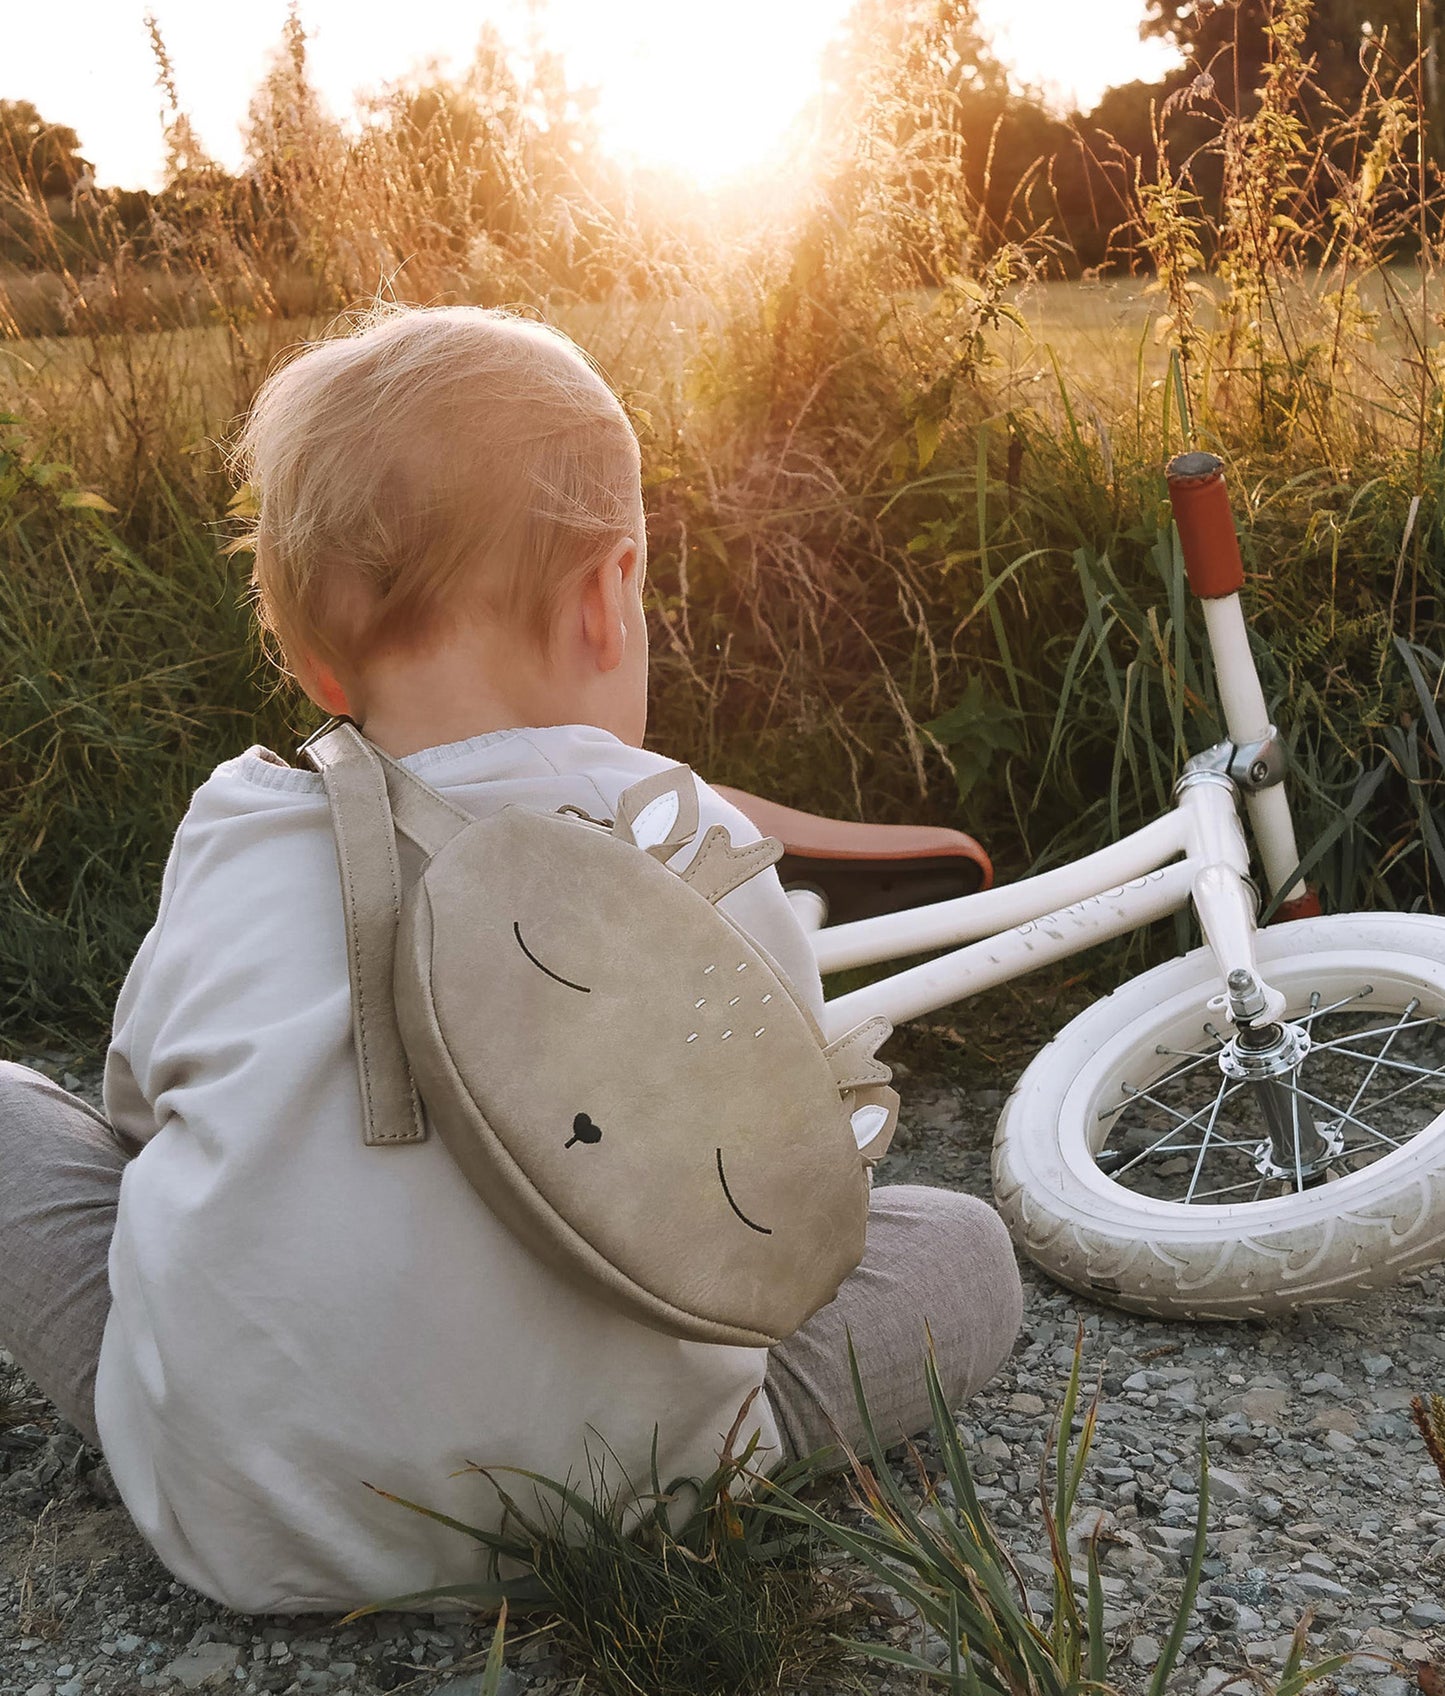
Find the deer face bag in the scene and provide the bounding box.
[302,721,898,1348]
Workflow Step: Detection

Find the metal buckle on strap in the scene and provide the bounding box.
[296,716,356,762]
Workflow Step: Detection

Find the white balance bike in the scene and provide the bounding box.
[726,453,1445,1318]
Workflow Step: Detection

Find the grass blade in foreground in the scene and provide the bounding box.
[354,1424,844,1696]
[776,1333,1345,1696]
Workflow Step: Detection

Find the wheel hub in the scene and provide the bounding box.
[1217,1010,1347,1181]
[1218,1019,1311,1082]
[1251,1119,1346,1184]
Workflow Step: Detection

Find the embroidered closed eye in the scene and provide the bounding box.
[513,922,591,994]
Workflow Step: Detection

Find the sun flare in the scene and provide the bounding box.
[4,0,1180,192]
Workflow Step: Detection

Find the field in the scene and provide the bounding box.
[2,0,1443,1054]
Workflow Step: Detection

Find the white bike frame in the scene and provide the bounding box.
[809,455,1311,1046]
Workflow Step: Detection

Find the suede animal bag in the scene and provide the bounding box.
[302,720,899,1348]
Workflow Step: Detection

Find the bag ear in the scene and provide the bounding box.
[678,826,783,905]
[824,1017,893,1090]
[613,764,701,862]
[848,1084,900,1166]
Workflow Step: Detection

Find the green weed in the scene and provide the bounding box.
[771,1333,1350,1696]
[348,1395,850,1696]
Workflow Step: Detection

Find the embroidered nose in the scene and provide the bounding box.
[566,1113,603,1149]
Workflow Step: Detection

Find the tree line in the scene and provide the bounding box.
[2,0,1439,292]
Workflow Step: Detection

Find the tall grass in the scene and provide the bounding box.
[2,0,1442,1053]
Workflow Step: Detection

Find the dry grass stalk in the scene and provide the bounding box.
[1412,1393,1445,1489]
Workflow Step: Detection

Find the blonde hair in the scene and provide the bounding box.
[234,304,642,676]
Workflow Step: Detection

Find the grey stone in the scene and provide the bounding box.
[160,1644,245,1691]
[1234,1387,1289,1422]
[1285,1573,1349,1602]
[1407,1600,1445,1627]
[1129,1635,1161,1668]
[1300,1372,1347,1396]
[431,1672,523,1696]
[1148,1525,1198,1553]
[1208,1466,1250,1501]
[1103,1543,1167,1580]
[1346,1651,1397,1675]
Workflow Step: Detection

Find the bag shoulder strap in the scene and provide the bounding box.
[300,719,474,1148]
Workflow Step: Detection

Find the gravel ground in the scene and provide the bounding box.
[3,1056,1444,1696]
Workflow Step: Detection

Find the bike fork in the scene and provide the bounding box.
[1168,454,1334,1183]
[1176,776,1335,1182]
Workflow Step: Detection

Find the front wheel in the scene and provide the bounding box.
[992,913,1445,1317]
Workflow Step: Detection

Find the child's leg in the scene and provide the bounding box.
[0,1062,130,1446]
[764,1185,1023,1466]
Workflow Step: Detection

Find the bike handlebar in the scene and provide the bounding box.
[1166,451,1246,599]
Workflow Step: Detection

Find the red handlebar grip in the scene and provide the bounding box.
[1166,452,1246,599]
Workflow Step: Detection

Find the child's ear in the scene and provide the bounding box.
[579,537,640,675]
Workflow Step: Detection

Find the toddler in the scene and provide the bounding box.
[0,305,1023,1613]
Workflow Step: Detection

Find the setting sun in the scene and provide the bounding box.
[3,0,1179,190]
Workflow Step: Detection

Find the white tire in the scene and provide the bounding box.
[992,912,1445,1317]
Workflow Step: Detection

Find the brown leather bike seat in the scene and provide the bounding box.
[715,788,992,873]
[714,786,993,925]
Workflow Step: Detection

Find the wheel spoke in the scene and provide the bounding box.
[1307,1014,1441,1054]
[1102,1075,1241,1128]
[1312,1046,1442,1084]
[1108,1083,1250,1175]
[1336,1004,1417,1126]
[1113,1135,1257,1164]
[1185,1077,1231,1203]
[1187,1177,1274,1202]
[1290,1081,1306,1193]
[1276,1080,1402,1150]
[1297,987,1374,1025]
[1110,1123,1192,1177]
[1350,1066,1445,1126]
[1152,1043,1228,1074]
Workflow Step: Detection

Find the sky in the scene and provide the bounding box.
[2,0,1181,192]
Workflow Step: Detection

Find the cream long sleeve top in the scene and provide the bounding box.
[96,724,822,1614]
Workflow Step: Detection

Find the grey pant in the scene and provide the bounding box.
[0,1061,1022,1462]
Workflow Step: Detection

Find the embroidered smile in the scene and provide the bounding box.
[513,922,591,993]
[715,1149,771,1235]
